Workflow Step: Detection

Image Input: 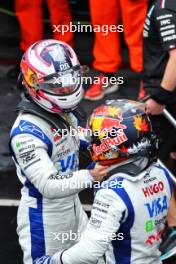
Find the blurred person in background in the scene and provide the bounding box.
[8,0,73,79]
[141,0,176,260]
[84,0,148,101]
[9,39,107,264]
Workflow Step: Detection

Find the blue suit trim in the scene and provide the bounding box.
[29,196,46,262]
[9,120,54,261]
[33,255,52,264]
[103,177,135,264]
[21,172,46,261]
[80,139,89,151]
[9,120,53,158]
[157,164,173,196]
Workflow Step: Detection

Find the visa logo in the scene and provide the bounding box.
[57,153,76,172]
[144,195,168,218]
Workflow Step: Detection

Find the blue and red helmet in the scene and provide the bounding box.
[88,99,158,169]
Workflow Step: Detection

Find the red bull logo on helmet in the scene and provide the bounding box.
[100,115,126,134]
[92,128,128,155]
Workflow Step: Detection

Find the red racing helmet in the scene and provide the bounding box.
[20,39,83,113]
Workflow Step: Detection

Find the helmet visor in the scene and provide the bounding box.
[36,66,82,95]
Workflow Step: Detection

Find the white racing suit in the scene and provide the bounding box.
[47,162,173,264]
[10,111,92,264]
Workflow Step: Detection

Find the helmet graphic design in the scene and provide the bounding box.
[88,99,158,167]
[20,39,83,113]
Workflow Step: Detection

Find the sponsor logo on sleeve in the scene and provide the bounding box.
[94,199,110,208]
[92,206,108,214]
[19,149,36,164]
[48,173,73,180]
[23,158,41,170]
[19,120,45,139]
[57,153,77,172]
[15,139,34,149]
[89,217,102,228]
[18,144,36,153]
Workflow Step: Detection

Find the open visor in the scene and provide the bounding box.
[35,65,82,95]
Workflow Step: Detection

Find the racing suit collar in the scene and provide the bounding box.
[106,157,154,182]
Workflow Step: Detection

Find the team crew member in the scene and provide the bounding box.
[16,0,73,51]
[84,0,147,100]
[144,0,176,115]
[143,0,176,152]
[9,40,107,264]
[8,0,73,79]
[35,100,173,264]
[142,1,176,259]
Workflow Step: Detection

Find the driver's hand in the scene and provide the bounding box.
[146,98,165,115]
[89,164,108,182]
